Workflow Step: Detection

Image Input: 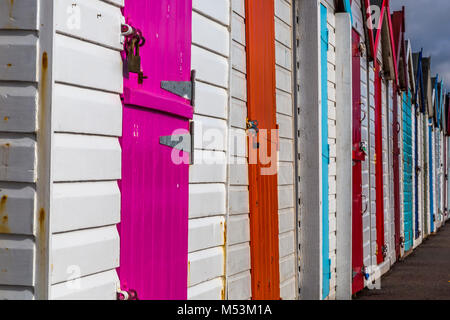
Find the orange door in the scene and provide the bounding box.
[245,0,280,300]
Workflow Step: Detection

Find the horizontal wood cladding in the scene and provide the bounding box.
[55,0,123,50]
[53,83,122,136]
[0,84,38,133]
[0,134,36,183]
[0,0,38,30]
[52,181,120,233]
[51,269,119,300]
[54,34,123,93]
[0,235,35,286]
[53,133,121,182]
[51,225,119,284]
[0,33,38,82]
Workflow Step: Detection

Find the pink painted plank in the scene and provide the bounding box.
[118,0,192,300]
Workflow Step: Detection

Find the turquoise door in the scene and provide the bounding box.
[320,4,330,299]
[402,91,413,251]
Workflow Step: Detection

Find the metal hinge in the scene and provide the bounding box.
[161,70,196,106]
[159,121,194,165]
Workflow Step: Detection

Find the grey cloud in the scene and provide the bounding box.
[390,0,450,87]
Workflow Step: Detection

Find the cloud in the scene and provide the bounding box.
[390,0,450,87]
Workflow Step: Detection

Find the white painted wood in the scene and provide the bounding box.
[279,253,296,283]
[232,0,245,17]
[280,277,296,300]
[189,183,226,219]
[55,0,123,50]
[231,42,246,73]
[188,277,224,300]
[194,0,230,26]
[51,270,118,300]
[0,183,35,235]
[0,84,37,133]
[189,150,227,183]
[226,242,250,275]
[192,11,230,57]
[0,235,35,286]
[195,82,228,120]
[231,70,247,102]
[0,286,34,300]
[51,226,119,284]
[278,185,294,210]
[54,34,123,93]
[335,13,352,300]
[0,134,36,183]
[279,208,295,233]
[228,186,249,215]
[101,0,124,7]
[53,83,122,136]
[0,0,38,30]
[52,181,120,233]
[227,214,250,245]
[297,0,322,299]
[193,115,227,152]
[229,161,248,186]
[53,133,121,182]
[279,231,295,258]
[278,163,294,185]
[227,271,251,300]
[188,247,224,287]
[275,17,291,49]
[231,14,245,45]
[0,33,38,82]
[192,45,229,88]
[188,216,225,253]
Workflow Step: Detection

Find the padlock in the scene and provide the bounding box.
[127,37,141,74]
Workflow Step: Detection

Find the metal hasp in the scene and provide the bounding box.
[161,70,196,106]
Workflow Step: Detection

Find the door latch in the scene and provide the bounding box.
[123,24,147,84]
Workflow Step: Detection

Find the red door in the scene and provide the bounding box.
[352,30,365,294]
[245,0,280,300]
[392,82,401,258]
[374,61,385,264]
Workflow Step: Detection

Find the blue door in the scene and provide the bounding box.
[320,4,330,299]
[402,91,413,251]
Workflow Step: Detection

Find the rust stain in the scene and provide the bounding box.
[0,195,10,234]
[8,0,14,19]
[38,208,45,230]
[6,64,12,68]
[3,116,9,122]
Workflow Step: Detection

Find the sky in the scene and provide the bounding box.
[390,0,450,86]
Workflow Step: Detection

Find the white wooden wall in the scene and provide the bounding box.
[188,0,230,300]
[50,0,123,299]
[0,0,41,300]
[351,0,372,275]
[227,0,251,300]
[0,0,123,300]
[275,0,297,300]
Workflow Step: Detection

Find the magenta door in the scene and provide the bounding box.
[118,0,193,300]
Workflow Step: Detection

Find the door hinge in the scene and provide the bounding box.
[161,70,196,106]
[159,121,195,165]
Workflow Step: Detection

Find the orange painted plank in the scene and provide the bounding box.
[245,0,280,300]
